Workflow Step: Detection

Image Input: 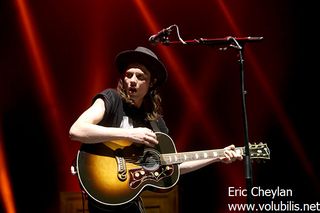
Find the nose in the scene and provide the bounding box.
[129,74,138,86]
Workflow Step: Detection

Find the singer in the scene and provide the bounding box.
[69,46,243,213]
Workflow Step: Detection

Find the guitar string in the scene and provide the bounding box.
[122,145,268,166]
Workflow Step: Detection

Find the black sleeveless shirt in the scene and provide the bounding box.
[86,89,169,213]
[93,89,168,133]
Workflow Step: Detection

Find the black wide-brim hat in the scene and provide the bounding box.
[115,46,168,88]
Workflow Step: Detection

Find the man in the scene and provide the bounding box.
[69,46,242,212]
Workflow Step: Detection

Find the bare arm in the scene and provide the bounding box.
[179,144,243,175]
[69,98,158,146]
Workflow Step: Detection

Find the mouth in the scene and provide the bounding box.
[128,87,137,94]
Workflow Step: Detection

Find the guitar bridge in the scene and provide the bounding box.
[115,156,127,181]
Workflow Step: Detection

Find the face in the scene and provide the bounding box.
[123,64,152,107]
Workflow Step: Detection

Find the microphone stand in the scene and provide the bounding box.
[230,39,255,211]
[155,35,263,212]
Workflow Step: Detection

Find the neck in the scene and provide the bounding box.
[130,98,143,109]
[131,98,143,108]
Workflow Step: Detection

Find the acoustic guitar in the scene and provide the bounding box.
[76,132,270,206]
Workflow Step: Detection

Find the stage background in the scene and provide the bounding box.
[1,0,319,212]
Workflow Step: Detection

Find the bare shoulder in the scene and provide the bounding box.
[76,98,106,124]
[92,98,105,108]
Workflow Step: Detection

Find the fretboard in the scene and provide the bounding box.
[160,147,244,165]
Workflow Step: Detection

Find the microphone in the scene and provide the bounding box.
[148,25,175,44]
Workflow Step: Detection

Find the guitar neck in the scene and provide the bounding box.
[160,147,244,165]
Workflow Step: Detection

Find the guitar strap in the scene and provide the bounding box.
[149,120,160,132]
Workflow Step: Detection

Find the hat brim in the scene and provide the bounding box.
[115,50,167,87]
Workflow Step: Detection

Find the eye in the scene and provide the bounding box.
[136,74,146,80]
[125,72,133,78]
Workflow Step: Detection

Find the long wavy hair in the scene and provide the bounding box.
[116,78,163,121]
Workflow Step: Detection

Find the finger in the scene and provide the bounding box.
[224,150,234,158]
[143,134,158,146]
[144,140,155,147]
[147,132,157,139]
[227,144,236,150]
[144,129,156,138]
[224,150,238,162]
[147,136,158,145]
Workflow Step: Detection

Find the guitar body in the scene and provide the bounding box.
[76,132,180,206]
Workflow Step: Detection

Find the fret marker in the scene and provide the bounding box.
[213,152,217,157]
[203,153,208,158]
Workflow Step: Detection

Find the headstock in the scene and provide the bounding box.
[247,142,270,160]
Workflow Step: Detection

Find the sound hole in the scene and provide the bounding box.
[141,148,160,170]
